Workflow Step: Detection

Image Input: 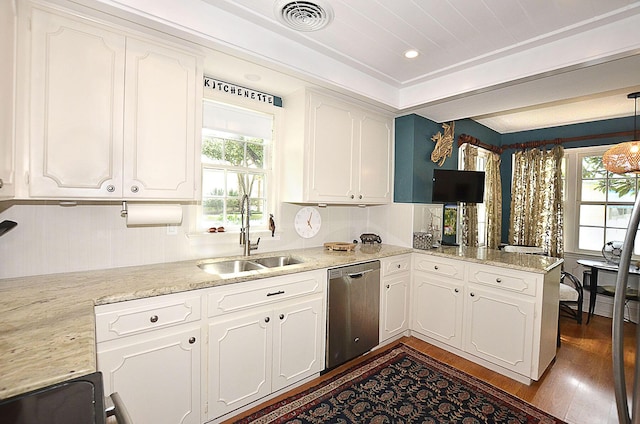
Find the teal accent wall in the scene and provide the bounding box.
[394,113,634,245]
[394,114,500,203]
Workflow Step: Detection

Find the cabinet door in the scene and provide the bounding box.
[0,0,15,199]
[208,308,272,419]
[29,9,125,198]
[357,112,392,203]
[272,296,324,392]
[306,92,356,202]
[380,273,410,342]
[98,326,201,424]
[123,38,199,199]
[412,272,464,349]
[464,284,534,376]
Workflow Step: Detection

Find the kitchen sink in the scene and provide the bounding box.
[251,255,303,268]
[198,259,266,275]
[197,255,304,276]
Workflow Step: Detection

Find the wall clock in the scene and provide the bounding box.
[294,206,321,238]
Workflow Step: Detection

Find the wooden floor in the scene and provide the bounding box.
[225,314,637,424]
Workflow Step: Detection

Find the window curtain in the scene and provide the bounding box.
[461,145,478,247]
[485,151,502,249]
[509,145,564,257]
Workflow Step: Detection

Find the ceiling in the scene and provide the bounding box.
[86,0,640,133]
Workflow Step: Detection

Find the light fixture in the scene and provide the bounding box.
[404,49,419,59]
[602,92,640,174]
[274,0,334,32]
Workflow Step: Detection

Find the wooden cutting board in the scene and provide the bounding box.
[324,242,357,252]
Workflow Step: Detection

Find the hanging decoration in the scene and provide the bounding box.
[430,121,455,166]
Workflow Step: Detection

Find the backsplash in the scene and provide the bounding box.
[0,201,414,279]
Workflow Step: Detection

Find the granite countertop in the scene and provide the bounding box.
[0,244,562,401]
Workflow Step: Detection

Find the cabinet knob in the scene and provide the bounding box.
[150,315,159,323]
[434,266,439,270]
[386,284,390,289]
[454,288,459,293]
[470,292,475,297]
[350,195,355,199]
[130,185,139,193]
[354,337,360,343]
[279,314,285,320]
[358,194,363,199]
[396,264,401,269]
[496,278,502,283]
[106,185,115,193]
[188,337,196,344]
[264,317,270,323]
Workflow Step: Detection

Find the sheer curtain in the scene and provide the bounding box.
[485,151,502,249]
[461,145,478,246]
[509,146,564,257]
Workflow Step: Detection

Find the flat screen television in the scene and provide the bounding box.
[431,169,485,203]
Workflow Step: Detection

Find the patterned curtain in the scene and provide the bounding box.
[509,146,564,257]
[485,152,502,249]
[461,145,478,247]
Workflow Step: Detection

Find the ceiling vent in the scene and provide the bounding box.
[274,0,334,32]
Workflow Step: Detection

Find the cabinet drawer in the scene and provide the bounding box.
[95,293,201,342]
[468,264,539,296]
[382,254,411,277]
[413,255,464,280]
[207,270,324,317]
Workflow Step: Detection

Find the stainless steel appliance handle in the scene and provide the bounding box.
[105,392,133,424]
[347,269,374,278]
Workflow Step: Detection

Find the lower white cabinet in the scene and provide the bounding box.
[411,252,560,383]
[412,271,464,349]
[97,325,202,424]
[208,294,324,420]
[380,255,411,342]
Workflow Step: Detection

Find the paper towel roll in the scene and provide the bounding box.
[125,204,183,226]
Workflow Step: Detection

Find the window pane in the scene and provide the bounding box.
[581,180,606,201]
[202,169,224,197]
[581,156,607,178]
[606,228,629,242]
[578,226,604,250]
[224,139,246,167]
[227,172,241,197]
[247,173,265,198]
[202,199,223,224]
[246,142,265,169]
[607,205,633,229]
[201,136,224,164]
[579,204,604,226]
[608,178,636,202]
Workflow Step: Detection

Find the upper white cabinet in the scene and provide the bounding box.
[281,89,392,204]
[28,7,202,200]
[0,0,16,200]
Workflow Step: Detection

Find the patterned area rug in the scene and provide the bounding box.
[234,343,565,424]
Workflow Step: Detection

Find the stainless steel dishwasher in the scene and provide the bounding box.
[326,260,380,370]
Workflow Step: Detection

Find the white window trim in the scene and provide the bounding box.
[195,90,283,235]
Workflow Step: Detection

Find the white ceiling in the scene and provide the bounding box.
[85,0,640,133]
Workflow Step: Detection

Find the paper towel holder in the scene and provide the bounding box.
[121,201,128,218]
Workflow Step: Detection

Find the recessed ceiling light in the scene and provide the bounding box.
[245,74,261,81]
[404,49,419,59]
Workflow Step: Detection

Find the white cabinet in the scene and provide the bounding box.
[28,7,201,200]
[0,0,16,199]
[207,270,325,420]
[411,253,560,384]
[281,89,392,204]
[463,284,534,376]
[380,255,411,342]
[95,293,203,424]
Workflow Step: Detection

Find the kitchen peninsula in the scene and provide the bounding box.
[0,245,562,421]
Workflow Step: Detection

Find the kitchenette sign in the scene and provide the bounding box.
[204,76,282,107]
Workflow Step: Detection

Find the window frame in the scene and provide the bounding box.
[198,92,282,234]
[563,145,640,256]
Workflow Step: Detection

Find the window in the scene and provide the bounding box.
[564,146,640,254]
[459,145,488,246]
[201,101,273,230]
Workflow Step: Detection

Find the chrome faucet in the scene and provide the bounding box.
[240,194,259,255]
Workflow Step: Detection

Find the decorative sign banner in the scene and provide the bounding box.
[204,76,282,107]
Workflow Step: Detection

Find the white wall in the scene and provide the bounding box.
[0,201,414,279]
